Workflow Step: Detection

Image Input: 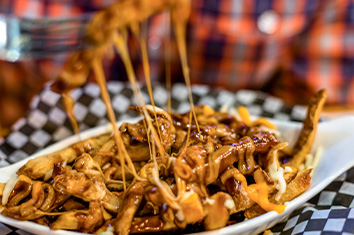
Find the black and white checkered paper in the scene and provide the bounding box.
[0,81,353,235]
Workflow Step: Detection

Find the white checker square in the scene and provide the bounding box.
[247,105,262,116]
[177,102,191,113]
[303,232,322,235]
[291,220,308,234]
[52,127,72,141]
[131,91,150,106]
[49,107,67,125]
[350,199,354,208]
[0,158,10,167]
[263,96,283,113]
[7,131,28,148]
[89,99,106,117]
[153,85,168,106]
[0,223,12,234]
[70,88,83,100]
[97,118,109,126]
[198,96,217,108]
[291,105,307,120]
[12,118,26,130]
[108,81,124,94]
[318,191,336,206]
[323,218,345,232]
[311,209,330,219]
[235,90,257,105]
[0,149,6,160]
[9,150,28,163]
[191,84,210,96]
[217,91,234,107]
[172,83,188,101]
[79,123,89,132]
[112,95,130,113]
[119,114,136,122]
[336,172,347,181]
[330,205,346,210]
[30,129,51,147]
[30,94,40,108]
[339,182,354,196]
[274,113,290,121]
[28,110,48,128]
[84,83,101,97]
[141,90,152,104]
[40,89,60,106]
[284,215,299,230]
[73,103,88,121]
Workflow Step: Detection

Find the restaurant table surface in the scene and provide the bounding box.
[0,81,354,235]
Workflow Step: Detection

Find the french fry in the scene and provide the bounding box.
[290,90,327,168]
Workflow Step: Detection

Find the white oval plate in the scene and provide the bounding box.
[1,116,354,235]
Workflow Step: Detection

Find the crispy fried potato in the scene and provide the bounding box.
[290,90,326,168]
[17,134,110,179]
[244,169,312,219]
[0,182,4,196]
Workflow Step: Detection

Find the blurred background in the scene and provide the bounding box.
[0,0,354,136]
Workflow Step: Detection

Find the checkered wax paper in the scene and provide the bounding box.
[0,81,353,235]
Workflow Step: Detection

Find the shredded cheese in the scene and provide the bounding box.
[224,199,235,210]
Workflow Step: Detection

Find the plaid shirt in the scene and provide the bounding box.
[0,0,354,129]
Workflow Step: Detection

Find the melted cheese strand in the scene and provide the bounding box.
[172,1,201,141]
[62,92,80,136]
[112,30,166,164]
[131,22,164,145]
[113,30,179,206]
[112,30,181,210]
[164,11,173,137]
[92,57,127,191]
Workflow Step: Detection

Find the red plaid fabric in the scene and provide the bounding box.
[0,0,354,129]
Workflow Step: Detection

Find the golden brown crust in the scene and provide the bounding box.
[16,134,110,179]
[290,90,327,168]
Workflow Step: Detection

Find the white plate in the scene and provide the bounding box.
[1,116,354,235]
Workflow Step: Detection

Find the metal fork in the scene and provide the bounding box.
[0,14,93,61]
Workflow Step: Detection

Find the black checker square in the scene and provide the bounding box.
[192,93,201,104]
[297,210,314,224]
[329,209,350,218]
[332,194,354,208]
[261,110,275,118]
[42,121,59,135]
[121,87,134,98]
[0,142,16,156]
[37,100,51,113]
[305,219,328,231]
[18,124,35,136]
[21,141,39,156]
[325,181,345,192]
[347,168,354,183]
[253,97,265,105]
[280,105,293,115]
[77,93,94,106]
[343,219,354,233]
[83,112,100,127]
